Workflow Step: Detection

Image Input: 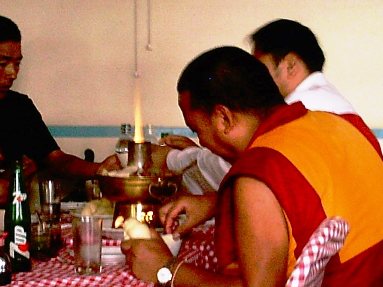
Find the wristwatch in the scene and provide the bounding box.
[157,258,176,286]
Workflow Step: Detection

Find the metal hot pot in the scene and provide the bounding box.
[96,173,182,228]
[97,174,182,203]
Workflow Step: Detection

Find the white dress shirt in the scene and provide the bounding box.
[285,72,356,114]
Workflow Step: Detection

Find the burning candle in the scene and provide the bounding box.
[128,74,152,175]
[133,78,145,144]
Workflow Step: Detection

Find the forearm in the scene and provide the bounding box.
[172,261,243,287]
[150,144,172,175]
[45,150,100,179]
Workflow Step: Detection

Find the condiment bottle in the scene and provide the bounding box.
[115,123,133,167]
[4,159,32,272]
[0,232,12,285]
[144,124,159,144]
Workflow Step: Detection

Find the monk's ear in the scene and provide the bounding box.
[212,104,235,135]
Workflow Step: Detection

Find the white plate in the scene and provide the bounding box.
[103,228,124,240]
[102,246,125,266]
[61,202,86,212]
[65,246,125,266]
[102,253,126,266]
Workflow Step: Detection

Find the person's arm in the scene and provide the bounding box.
[149,144,173,175]
[159,193,217,235]
[170,260,243,287]
[166,147,231,194]
[123,177,289,286]
[168,177,289,287]
[121,229,243,287]
[233,177,289,286]
[159,135,199,150]
[43,150,121,179]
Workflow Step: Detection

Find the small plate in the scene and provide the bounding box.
[102,246,125,266]
[62,246,125,266]
[102,253,126,266]
[103,228,124,240]
[61,202,86,212]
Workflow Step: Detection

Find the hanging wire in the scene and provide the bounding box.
[134,0,140,78]
[146,0,153,51]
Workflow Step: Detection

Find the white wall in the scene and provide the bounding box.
[1,0,383,157]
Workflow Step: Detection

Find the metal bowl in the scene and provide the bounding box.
[96,174,182,203]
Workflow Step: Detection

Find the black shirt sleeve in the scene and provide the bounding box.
[0,91,60,166]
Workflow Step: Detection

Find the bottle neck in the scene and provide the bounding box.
[13,161,23,194]
[120,124,133,140]
[121,124,132,133]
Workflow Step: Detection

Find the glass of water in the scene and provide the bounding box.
[72,215,103,275]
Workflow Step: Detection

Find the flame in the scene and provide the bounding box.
[133,78,145,143]
[113,203,154,229]
[128,202,143,222]
[136,203,143,222]
[114,215,124,228]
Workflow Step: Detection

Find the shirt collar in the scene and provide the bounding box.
[285,72,326,103]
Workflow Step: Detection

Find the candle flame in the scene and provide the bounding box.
[114,215,124,229]
[136,203,143,222]
[133,78,145,143]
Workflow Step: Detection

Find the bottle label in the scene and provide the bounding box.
[12,192,27,204]
[12,192,27,220]
[9,226,30,259]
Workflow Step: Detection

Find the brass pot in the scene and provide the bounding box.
[97,174,182,203]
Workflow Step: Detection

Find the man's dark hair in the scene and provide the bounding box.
[251,19,325,72]
[177,46,284,119]
[0,15,21,42]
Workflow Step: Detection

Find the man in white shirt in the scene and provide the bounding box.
[163,19,378,195]
[251,19,356,114]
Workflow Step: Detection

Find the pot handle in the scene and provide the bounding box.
[148,180,178,202]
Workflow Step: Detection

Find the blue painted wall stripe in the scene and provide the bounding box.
[48,125,197,138]
[373,129,383,139]
[48,125,383,139]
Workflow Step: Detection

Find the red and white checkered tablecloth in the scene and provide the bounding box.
[5,224,154,287]
[10,257,153,287]
[5,222,217,287]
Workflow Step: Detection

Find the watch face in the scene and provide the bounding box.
[157,267,172,284]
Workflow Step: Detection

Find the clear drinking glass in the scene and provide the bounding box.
[39,179,61,223]
[30,221,52,261]
[72,215,103,275]
[39,178,62,255]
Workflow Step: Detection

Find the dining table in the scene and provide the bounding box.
[5,213,217,287]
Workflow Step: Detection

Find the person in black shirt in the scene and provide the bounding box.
[0,15,120,206]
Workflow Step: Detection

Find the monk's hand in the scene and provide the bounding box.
[121,229,173,282]
[159,193,217,236]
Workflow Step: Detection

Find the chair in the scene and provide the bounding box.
[285,216,350,287]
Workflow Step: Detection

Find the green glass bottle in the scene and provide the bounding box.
[4,160,32,272]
